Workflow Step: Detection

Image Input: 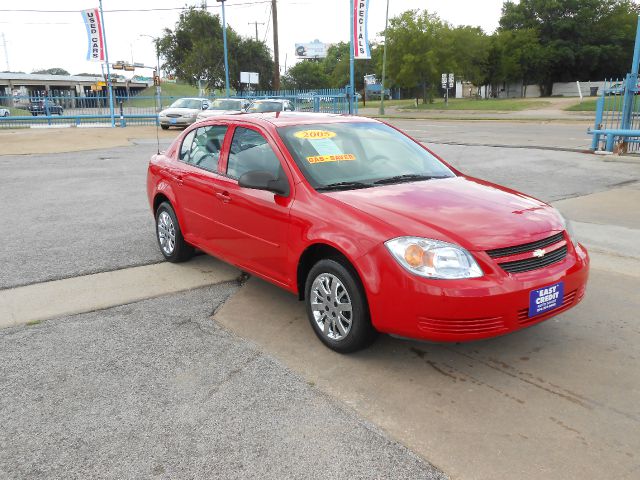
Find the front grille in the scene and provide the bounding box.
[417,316,506,335]
[166,113,182,118]
[497,245,568,273]
[517,289,577,325]
[486,232,565,258]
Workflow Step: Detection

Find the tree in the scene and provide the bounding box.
[32,68,70,75]
[384,10,458,102]
[157,8,274,92]
[281,60,330,90]
[500,0,640,95]
[320,41,381,90]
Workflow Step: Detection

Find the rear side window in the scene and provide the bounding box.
[179,130,196,161]
[187,125,228,171]
[227,127,283,180]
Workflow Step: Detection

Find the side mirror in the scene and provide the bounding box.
[238,170,289,196]
[202,104,209,110]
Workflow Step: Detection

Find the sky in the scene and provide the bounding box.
[0,0,506,77]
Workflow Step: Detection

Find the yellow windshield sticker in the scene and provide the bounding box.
[307,154,356,164]
[294,130,336,140]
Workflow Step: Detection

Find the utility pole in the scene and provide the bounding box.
[248,21,264,42]
[271,0,280,90]
[1,33,9,71]
[379,0,390,115]
[217,0,230,97]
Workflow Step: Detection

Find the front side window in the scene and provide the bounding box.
[278,122,455,190]
[227,127,283,180]
[185,125,228,171]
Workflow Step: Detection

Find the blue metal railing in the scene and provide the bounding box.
[0,88,351,128]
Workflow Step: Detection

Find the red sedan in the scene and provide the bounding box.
[147,113,589,352]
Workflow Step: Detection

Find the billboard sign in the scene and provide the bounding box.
[295,40,328,59]
[81,8,105,62]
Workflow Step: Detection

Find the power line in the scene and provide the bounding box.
[0,1,273,14]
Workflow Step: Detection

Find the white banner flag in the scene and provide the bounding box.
[353,0,371,60]
[81,8,105,62]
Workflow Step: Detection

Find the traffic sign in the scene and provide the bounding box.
[441,73,447,88]
[448,73,455,88]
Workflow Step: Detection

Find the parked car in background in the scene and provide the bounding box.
[146,112,589,353]
[159,97,210,130]
[196,98,249,122]
[0,108,9,117]
[246,99,294,113]
[28,101,63,116]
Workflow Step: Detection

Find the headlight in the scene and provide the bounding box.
[561,214,579,247]
[385,237,483,279]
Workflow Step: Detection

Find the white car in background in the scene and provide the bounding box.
[246,99,295,113]
[159,98,210,130]
[0,107,9,117]
[196,98,249,121]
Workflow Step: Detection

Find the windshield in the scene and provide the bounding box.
[247,101,283,113]
[169,99,203,109]
[278,122,455,190]
[209,99,244,111]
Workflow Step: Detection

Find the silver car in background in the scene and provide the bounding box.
[159,98,209,130]
[196,98,249,121]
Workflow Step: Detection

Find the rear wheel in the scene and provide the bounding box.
[161,125,169,130]
[305,259,377,353]
[155,202,194,262]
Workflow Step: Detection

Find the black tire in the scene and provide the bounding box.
[161,124,170,130]
[155,201,194,262]
[304,258,377,353]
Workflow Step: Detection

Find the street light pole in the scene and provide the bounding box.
[139,34,161,110]
[379,0,390,116]
[217,0,230,98]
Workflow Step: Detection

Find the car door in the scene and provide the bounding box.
[174,124,229,250]
[212,125,294,286]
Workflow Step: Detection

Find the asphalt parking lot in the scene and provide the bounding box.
[1,121,639,479]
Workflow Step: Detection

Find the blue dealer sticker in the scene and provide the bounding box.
[528,282,564,318]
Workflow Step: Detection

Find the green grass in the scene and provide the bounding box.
[564,98,599,111]
[2,107,32,117]
[358,99,416,109]
[403,98,551,111]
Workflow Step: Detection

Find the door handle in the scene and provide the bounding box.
[215,191,231,203]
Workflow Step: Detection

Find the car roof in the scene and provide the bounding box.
[201,111,379,128]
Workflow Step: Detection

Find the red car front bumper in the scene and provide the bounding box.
[361,242,590,342]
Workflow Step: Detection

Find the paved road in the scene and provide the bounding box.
[386,119,594,151]
[0,285,445,480]
[1,142,169,289]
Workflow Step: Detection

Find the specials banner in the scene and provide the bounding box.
[81,8,105,62]
[353,0,371,60]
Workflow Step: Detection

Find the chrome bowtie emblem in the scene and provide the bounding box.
[532,249,546,258]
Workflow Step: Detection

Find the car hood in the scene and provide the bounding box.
[326,176,563,251]
[159,107,200,116]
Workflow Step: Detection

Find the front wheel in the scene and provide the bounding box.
[160,124,169,130]
[155,202,194,262]
[305,259,377,353]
